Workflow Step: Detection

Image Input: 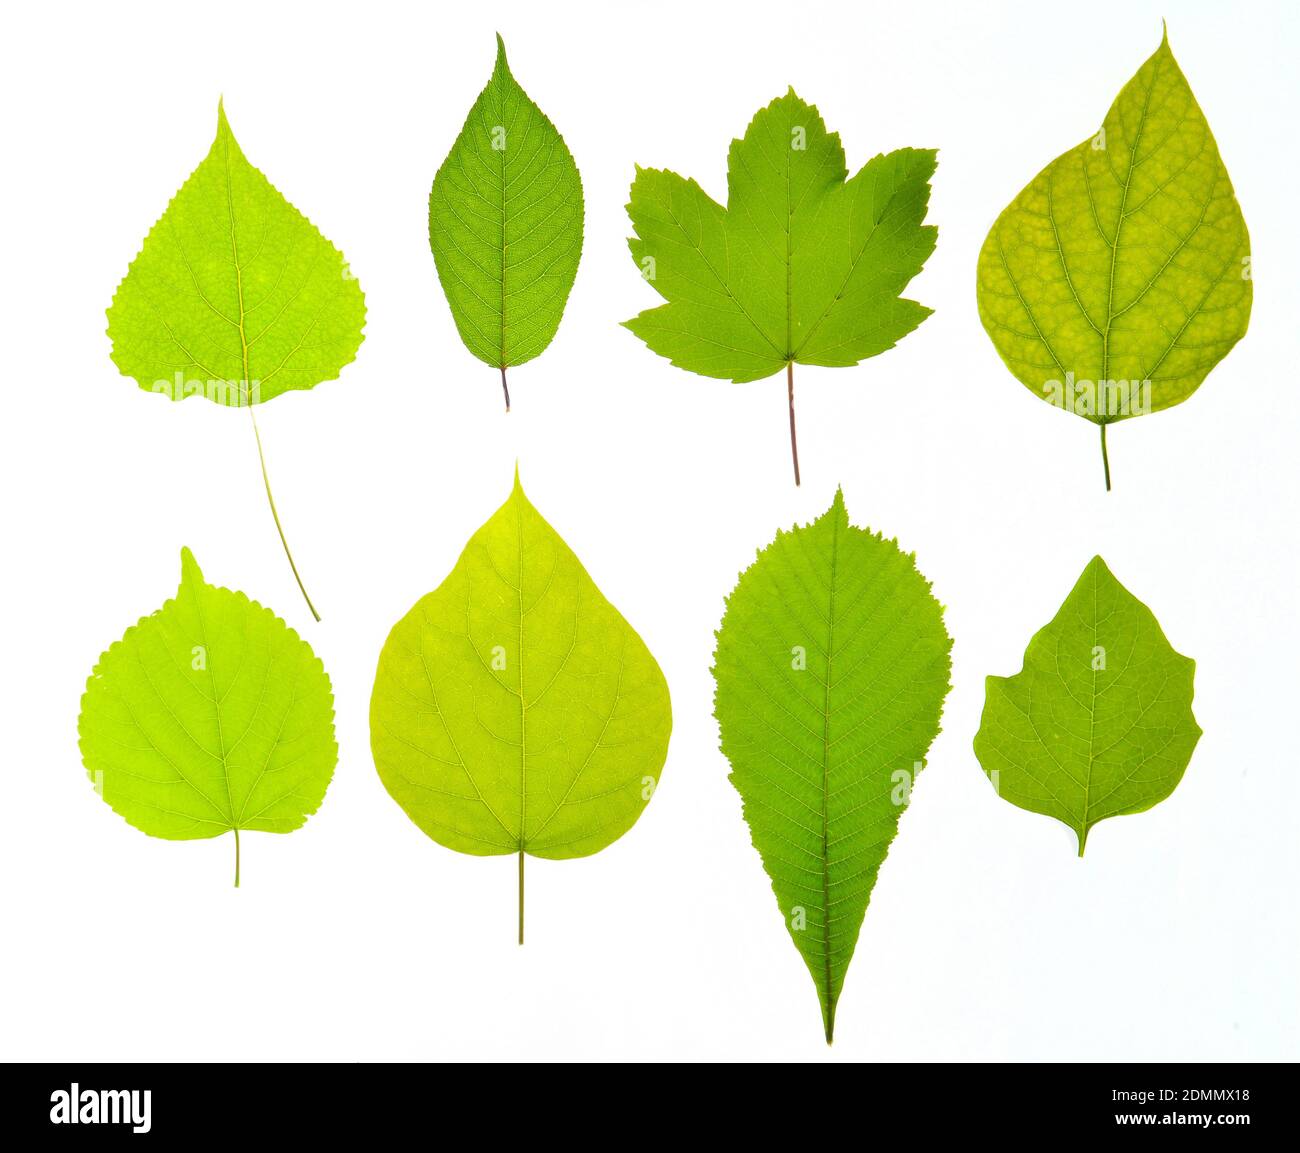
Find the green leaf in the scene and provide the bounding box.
[429,34,584,411]
[624,90,937,484]
[369,471,671,942]
[712,490,952,1042]
[976,28,1252,490]
[107,100,367,620]
[77,548,338,887]
[973,556,1201,856]
[108,100,366,407]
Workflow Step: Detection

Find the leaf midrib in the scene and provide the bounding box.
[222,119,252,403]
[516,490,526,848]
[1101,44,1162,389]
[819,507,840,1024]
[192,581,236,830]
[496,60,509,368]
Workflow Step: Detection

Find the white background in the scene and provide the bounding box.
[2,0,1296,1063]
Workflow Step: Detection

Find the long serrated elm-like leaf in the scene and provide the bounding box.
[624,90,936,484]
[973,556,1201,856]
[77,549,337,886]
[429,34,584,410]
[976,28,1251,489]
[369,471,671,942]
[712,490,951,1041]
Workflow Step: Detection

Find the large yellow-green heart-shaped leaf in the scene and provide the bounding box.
[976,29,1251,489]
[624,91,937,485]
[369,472,671,942]
[429,35,584,410]
[77,549,338,886]
[712,490,952,1042]
[106,100,367,620]
[973,556,1201,855]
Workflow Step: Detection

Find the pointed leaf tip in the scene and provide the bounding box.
[1085,554,1112,581]
[179,547,204,588]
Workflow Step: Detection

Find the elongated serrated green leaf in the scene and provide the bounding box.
[973,556,1200,856]
[77,549,338,886]
[369,472,671,942]
[624,91,937,484]
[108,101,366,406]
[429,34,584,410]
[712,490,951,1042]
[976,29,1251,489]
[106,100,368,620]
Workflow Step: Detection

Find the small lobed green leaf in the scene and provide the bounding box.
[712,489,952,1042]
[976,30,1251,433]
[624,90,937,383]
[369,472,671,932]
[429,34,584,379]
[77,548,338,881]
[973,556,1201,855]
[108,101,366,406]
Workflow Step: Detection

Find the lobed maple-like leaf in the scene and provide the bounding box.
[973,556,1201,855]
[976,28,1252,489]
[624,91,937,484]
[369,472,671,942]
[78,549,338,886]
[712,490,951,1041]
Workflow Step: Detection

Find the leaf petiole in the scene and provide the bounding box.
[500,365,511,413]
[517,849,524,945]
[233,827,241,888]
[787,360,801,487]
[250,407,321,621]
[1100,422,1112,492]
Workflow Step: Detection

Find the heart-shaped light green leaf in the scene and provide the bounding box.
[429,34,584,411]
[712,490,952,1042]
[973,556,1201,856]
[108,101,366,407]
[106,100,367,620]
[369,472,671,942]
[624,91,937,484]
[976,29,1252,489]
[78,548,338,886]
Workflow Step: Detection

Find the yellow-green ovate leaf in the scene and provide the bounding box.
[976,29,1251,489]
[77,549,338,886]
[712,490,952,1042]
[107,101,366,406]
[429,35,584,410]
[624,91,937,484]
[369,472,671,942]
[973,556,1201,856]
[106,100,367,620]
